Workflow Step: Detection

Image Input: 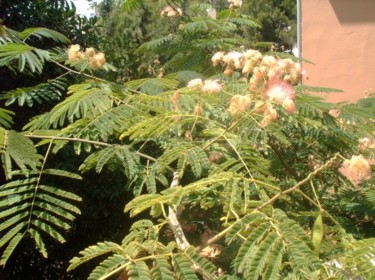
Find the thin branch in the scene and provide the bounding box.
[198,153,341,250]
[167,171,190,250]
[52,60,106,82]
[26,140,53,230]
[24,134,175,172]
[223,135,253,179]
[254,153,341,211]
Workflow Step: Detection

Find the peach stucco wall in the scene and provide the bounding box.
[301,0,375,102]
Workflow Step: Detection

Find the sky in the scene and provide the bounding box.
[70,0,103,17]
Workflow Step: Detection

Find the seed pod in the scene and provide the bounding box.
[312,212,324,256]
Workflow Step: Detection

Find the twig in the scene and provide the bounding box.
[52,60,106,82]
[198,153,341,250]
[167,172,190,250]
[254,153,340,211]
[24,134,175,172]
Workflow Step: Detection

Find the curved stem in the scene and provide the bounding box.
[26,140,53,230]
[198,153,341,250]
[167,172,190,250]
[51,60,106,82]
[24,134,175,173]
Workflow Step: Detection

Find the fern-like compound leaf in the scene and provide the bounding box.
[261,239,284,280]
[0,43,50,74]
[184,146,209,178]
[234,222,271,274]
[172,254,200,280]
[49,81,113,126]
[127,261,152,280]
[245,231,279,279]
[0,168,81,265]
[0,108,14,128]
[121,0,142,12]
[0,128,41,179]
[185,246,217,279]
[1,78,66,107]
[68,241,123,271]
[88,254,128,280]
[19,27,70,44]
[151,257,174,280]
[225,212,267,244]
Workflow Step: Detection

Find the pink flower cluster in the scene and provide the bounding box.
[212,49,304,126]
[341,155,372,185]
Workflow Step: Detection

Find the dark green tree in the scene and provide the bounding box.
[243,0,297,49]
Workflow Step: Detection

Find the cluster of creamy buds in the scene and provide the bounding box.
[228,0,243,9]
[212,49,302,126]
[212,49,303,88]
[67,45,106,69]
[187,79,223,94]
[160,5,183,17]
[341,155,372,185]
[227,95,251,116]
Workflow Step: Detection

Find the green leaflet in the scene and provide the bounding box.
[234,222,271,274]
[0,233,24,266]
[125,187,183,217]
[121,0,143,12]
[29,228,48,258]
[230,209,326,279]
[125,78,179,95]
[225,212,267,244]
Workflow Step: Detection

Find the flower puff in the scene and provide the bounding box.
[228,0,243,8]
[265,78,295,103]
[89,52,106,69]
[223,51,243,69]
[187,78,203,88]
[85,47,96,58]
[160,5,183,17]
[201,80,223,94]
[342,155,372,185]
[282,98,296,114]
[227,95,251,116]
[211,51,225,67]
[68,44,83,60]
